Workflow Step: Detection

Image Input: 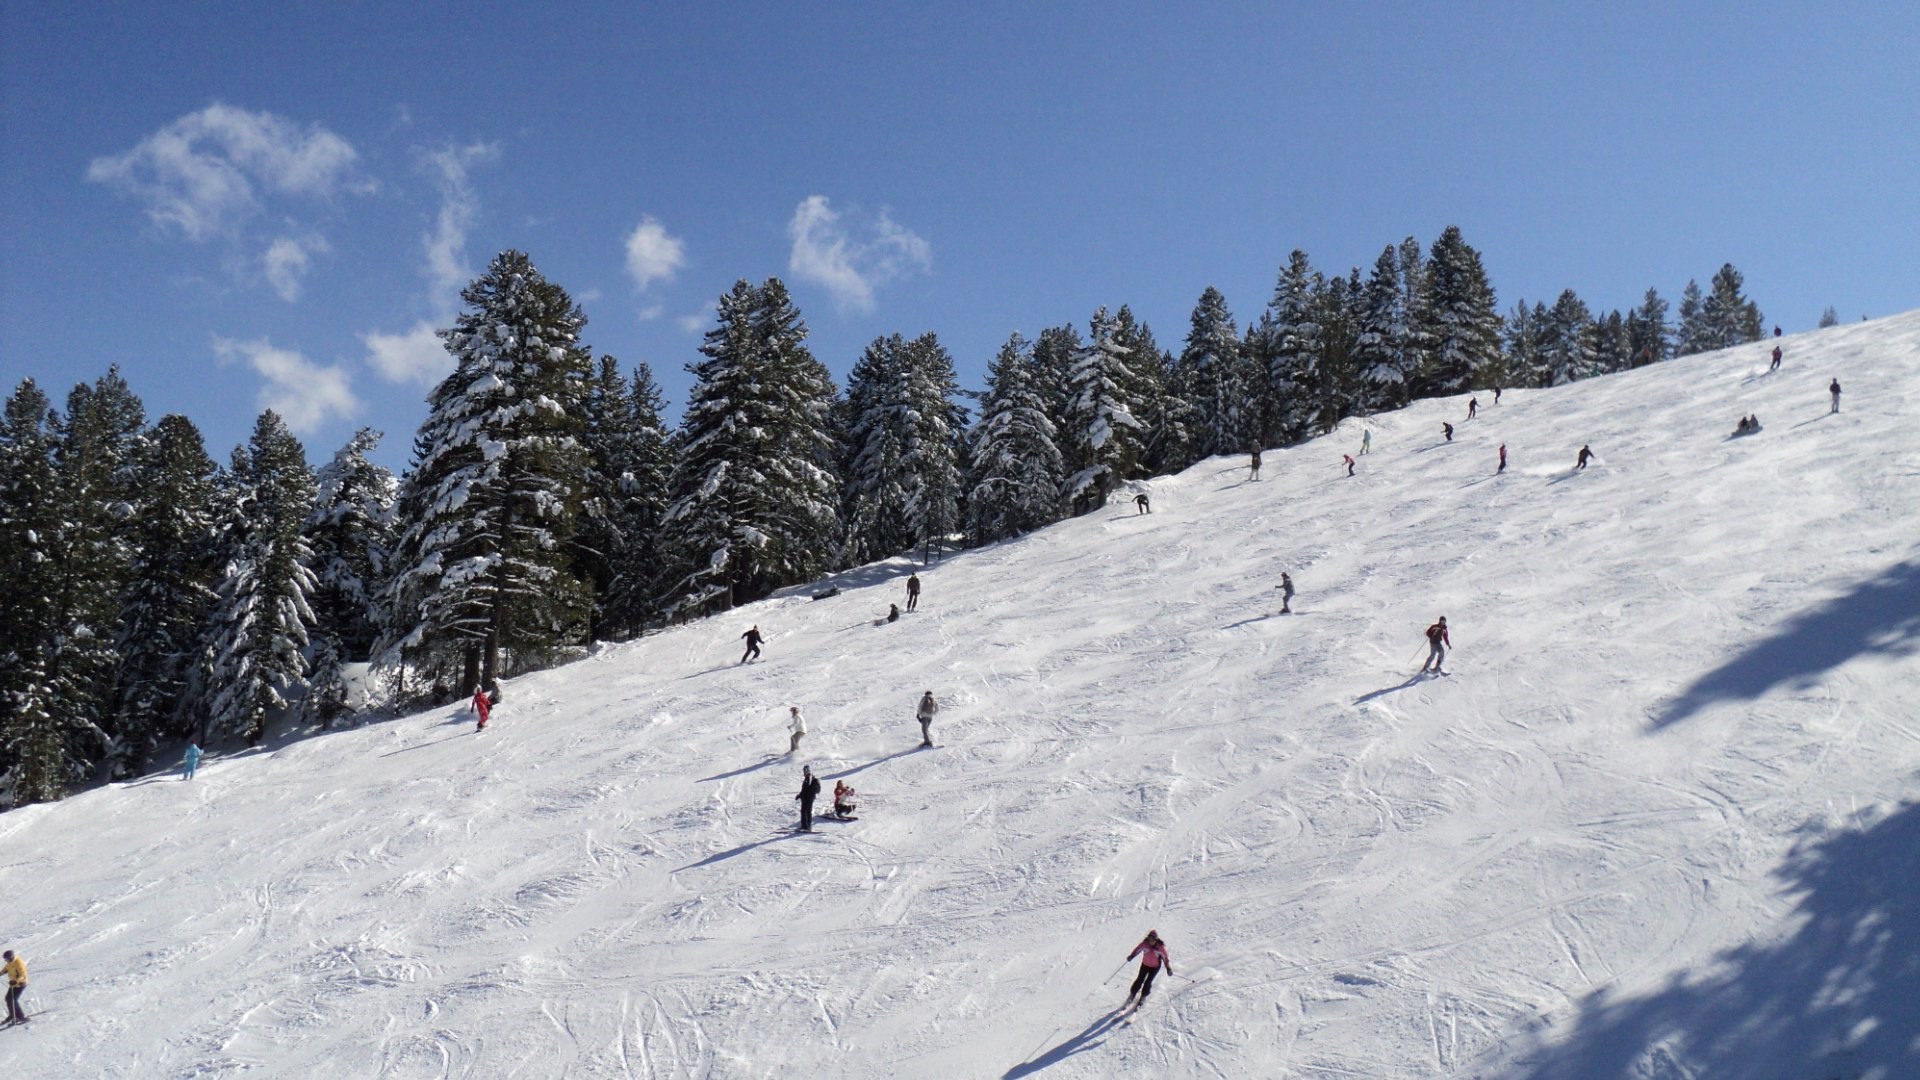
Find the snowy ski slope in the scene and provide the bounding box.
[3,313,1918,1078]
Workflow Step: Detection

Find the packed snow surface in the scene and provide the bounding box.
[5,315,1919,1078]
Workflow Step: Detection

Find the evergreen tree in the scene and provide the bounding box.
[303,428,395,723]
[599,362,675,636]
[1311,269,1363,433]
[1504,301,1548,389]
[1628,287,1670,367]
[1541,289,1598,386]
[658,279,841,615]
[201,410,317,745]
[896,332,967,562]
[1263,250,1322,445]
[1818,306,1839,328]
[1030,325,1081,443]
[967,333,1064,543]
[1702,263,1763,349]
[109,414,221,771]
[840,334,914,565]
[574,355,661,641]
[384,250,594,694]
[1353,244,1414,414]
[1111,307,1172,471]
[1674,279,1709,356]
[0,380,64,801]
[1175,286,1247,457]
[1593,310,1632,375]
[1415,226,1502,397]
[1061,306,1147,513]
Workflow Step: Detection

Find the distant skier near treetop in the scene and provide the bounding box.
[1124,930,1172,1005]
[1422,616,1450,674]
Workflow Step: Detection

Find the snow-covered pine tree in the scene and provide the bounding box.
[1702,263,1763,350]
[1263,250,1323,445]
[1353,244,1414,414]
[1818,306,1839,328]
[1030,325,1082,446]
[657,279,841,616]
[1062,306,1147,514]
[1176,286,1248,458]
[840,334,913,565]
[383,250,594,694]
[1674,280,1709,357]
[303,428,395,723]
[1111,307,1171,471]
[1628,287,1670,367]
[0,379,64,802]
[1504,301,1548,388]
[1415,226,1503,398]
[897,332,967,563]
[108,413,222,772]
[966,333,1065,544]
[1541,289,1599,386]
[1592,310,1632,375]
[1310,269,1363,435]
[590,359,675,638]
[201,410,317,746]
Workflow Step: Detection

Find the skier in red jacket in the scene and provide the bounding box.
[1421,616,1450,674]
[472,688,491,731]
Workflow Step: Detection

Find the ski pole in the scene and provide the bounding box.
[1103,959,1130,984]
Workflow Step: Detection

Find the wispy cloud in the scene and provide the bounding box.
[359,141,498,386]
[624,215,686,291]
[263,234,330,302]
[87,103,365,241]
[678,300,716,335]
[785,195,931,314]
[214,336,360,434]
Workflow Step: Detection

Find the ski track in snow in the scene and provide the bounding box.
[4,315,1920,1077]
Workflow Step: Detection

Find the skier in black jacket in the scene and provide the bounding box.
[740,624,764,664]
[795,765,821,832]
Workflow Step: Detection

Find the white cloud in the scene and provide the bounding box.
[678,301,715,334]
[88,103,364,241]
[785,195,931,314]
[263,234,329,302]
[361,322,452,386]
[214,336,360,434]
[637,302,664,322]
[624,216,686,291]
[419,142,498,307]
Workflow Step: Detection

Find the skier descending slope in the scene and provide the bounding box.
[740,624,764,664]
[472,688,491,731]
[1422,616,1451,675]
[1124,930,1172,1006]
[916,690,939,748]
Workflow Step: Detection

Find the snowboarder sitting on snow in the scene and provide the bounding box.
[1422,616,1450,674]
[740,624,764,664]
[833,780,857,820]
[887,603,901,623]
[796,765,821,832]
[811,586,840,601]
[1277,572,1295,613]
[1575,444,1593,470]
[1125,930,1172,1005]
[1134,492,1151,514]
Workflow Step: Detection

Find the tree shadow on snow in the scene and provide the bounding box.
[1501,800,1920,1079]
[1002,1009,1131,1078]
[1651,556,1920,729]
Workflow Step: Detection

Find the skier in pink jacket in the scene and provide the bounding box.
[1124,930,1173,1005]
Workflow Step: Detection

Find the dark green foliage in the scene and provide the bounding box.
[967,333,1065,544]
[1414,226,1503,397]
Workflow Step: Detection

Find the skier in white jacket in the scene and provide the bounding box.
[787,706,807,753]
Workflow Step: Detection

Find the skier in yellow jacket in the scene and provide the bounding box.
[3,949,26,1024]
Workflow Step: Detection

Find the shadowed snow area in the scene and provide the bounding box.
[4,313,1919,1078]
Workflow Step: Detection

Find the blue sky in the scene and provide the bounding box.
[4,3,1916,470]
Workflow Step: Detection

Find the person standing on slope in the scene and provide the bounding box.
[795,765,821,832]
[740,624,764,664]
[1360,428,1372,455]
[182,742,201,780]
[1497,443,1507,474]
[2,950,26,1024]
[1124,930,1172,1006]
[1277,572,1295,614]
[1770,345,1783,371]
[916,690,940,748]
[1829,378,1842,414]
[1134,492,1151,514]
[472,687,491,731]
[1443,422,1454,442]
[1575,444,1593,470]
[1467,396,1478,420]
[1249,448,1262,481]
[906,572,922,612]
[1422,616,1450,674]
[1343,453,1356,477]
[787,706,806,754]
